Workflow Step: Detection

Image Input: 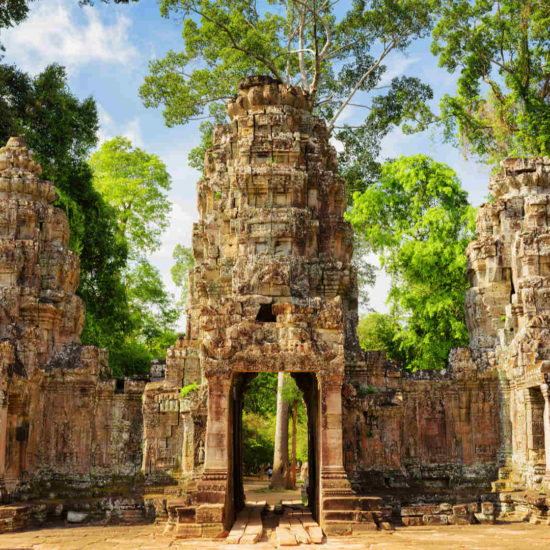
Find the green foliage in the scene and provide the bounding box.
[357,312,404,363]
[242,412,275,473]
[0,63,139,372]
[348,155,475,370]
[109,340,152,377]
[281,374,302,408]
[125,259,180,355]
[90,137,172,256]
[431,0,550,165]
[243,373,278,416]
[180,382,199,398]
[352,237,377,307]
[89,137,179,371]
[352,382,378,397]
[0,0,31,38]
[140,0,436,200]
[241,373,308,472]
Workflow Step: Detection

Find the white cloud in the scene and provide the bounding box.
[96,104,144,147]
[2,0,137,74]
[378,52,421,87]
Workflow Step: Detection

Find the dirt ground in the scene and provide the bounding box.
[243,479,302,506]
[1,522,550,550]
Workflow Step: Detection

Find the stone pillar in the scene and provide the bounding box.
[0,390,7,501]
[202,375,231,475]
[320,376,352,497]
[191,374,232,534]
[540,383,550,488]
[498,375,513,468]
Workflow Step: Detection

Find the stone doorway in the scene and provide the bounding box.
[228,371,320,529]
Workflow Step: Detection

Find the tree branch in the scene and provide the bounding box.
[327,42,397,133]
[187,5,283,81]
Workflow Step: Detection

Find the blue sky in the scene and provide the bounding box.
[1,0,492,317]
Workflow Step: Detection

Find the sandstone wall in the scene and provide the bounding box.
[344,349,501,496]
[0,138,145,501]
[465,157,550,492]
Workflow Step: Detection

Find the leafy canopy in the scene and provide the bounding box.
[357,312,404,363]
[140,0,436,196]
[347,155,475,370]
[431,0,550,165]
[90,136,179,374]
[242,373,307,473]
[90,137,172,256]
[125,259,180,359]
[0,63,136,370]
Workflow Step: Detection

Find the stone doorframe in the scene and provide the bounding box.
[190,369,353,535]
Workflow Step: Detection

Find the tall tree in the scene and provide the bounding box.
[430,0,550,165]
[270,372,290,490]
[347,155,475,370]
[125,260,180,358]
[90,136,172,257]
[282,375,302,489]
[90,137,179,373]
[0,63,133,370]
[140,0,435,197]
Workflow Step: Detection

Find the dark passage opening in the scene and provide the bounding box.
[228,371,320,528]
[256,303,276,322]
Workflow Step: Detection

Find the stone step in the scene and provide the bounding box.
[288,517,310,544]
[322,520,354,536]
[226,506,252,544]
[227,501,266,545]
[0,505,32,533]
[322,509,377,522]
[276,526,297,546]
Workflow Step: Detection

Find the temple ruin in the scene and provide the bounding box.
[0,77,550,537]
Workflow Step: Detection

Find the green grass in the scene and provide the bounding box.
[252,487,300,494]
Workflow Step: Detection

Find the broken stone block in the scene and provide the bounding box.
[67,511,88,523]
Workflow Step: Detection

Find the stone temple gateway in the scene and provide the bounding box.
[143,74,367,536]
[1,76,550,537]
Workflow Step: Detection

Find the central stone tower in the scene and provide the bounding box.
[145,75,368,537]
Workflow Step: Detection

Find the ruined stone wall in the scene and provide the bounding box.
[142,337,205,486]
[0,138,144,501]
[343,157,550,500]
[465,158,550,492]
[344,350,501,496]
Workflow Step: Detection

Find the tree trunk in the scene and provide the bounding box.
[290,401,297,489]
[270,372,289,490]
